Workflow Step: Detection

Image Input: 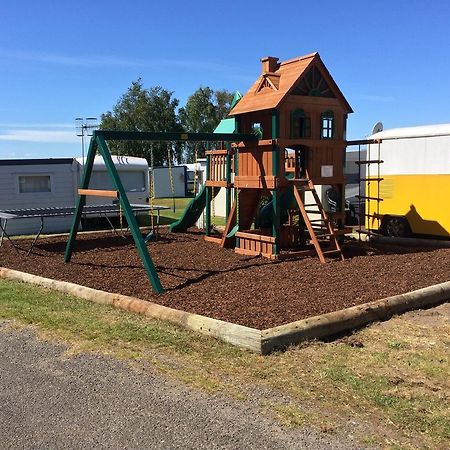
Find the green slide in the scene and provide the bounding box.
[171,97,242,234]
[255,188,296,228]
[169,186,219,232]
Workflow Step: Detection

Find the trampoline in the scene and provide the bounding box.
[0,204,169,255]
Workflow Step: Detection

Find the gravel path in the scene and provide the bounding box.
[0,323,358,450]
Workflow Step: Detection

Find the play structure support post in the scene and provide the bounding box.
[234,146,240,248]
[271,109,280,139]
[271,143,280,256]
[205,154,211,236]
[225,143,232,219]
[271,110,280,256]
[234,116,242,248]
[64,138,97,262]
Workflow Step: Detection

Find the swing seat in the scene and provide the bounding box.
[144,230,157,243]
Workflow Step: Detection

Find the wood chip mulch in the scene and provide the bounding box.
[1,229,449,329]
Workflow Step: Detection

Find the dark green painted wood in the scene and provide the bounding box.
[235,116,241,133]
[271,109,280,139]
[64,138,98,262]
[271,142,280,255]
[225,143,231,218]
[94,130,256,143]
[234,147,240,247]
[205,155,211,236]
[271,188,280,255]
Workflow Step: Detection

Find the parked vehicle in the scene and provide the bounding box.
[366,123,450,238]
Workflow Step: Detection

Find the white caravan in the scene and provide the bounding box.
[0,155,149,236]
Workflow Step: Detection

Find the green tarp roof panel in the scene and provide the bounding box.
[230,91,242,109]
[214,118,236,134]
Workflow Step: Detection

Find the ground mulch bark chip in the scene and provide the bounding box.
[1,229,449,329]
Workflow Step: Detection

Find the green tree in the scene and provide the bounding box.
[179,87,234,161]
[100,79,182,165]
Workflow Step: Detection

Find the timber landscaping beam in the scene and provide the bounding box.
[261,281,450,354]
[0,267,448,355]
[0,268,262,353]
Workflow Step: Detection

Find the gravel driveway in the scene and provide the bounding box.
[0,323,358,450]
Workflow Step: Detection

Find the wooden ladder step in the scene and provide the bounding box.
[316,233,333,238]
[322,249,342,255]
[355,160,384,165]
[295,187,313,192]
[360,177,384,182]
[355,195,383,201]
[292,178,344,264]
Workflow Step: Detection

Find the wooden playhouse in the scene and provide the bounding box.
[180,52,354,262]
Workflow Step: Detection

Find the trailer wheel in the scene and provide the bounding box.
[383,216,412,238]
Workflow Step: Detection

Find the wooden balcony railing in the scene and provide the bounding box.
[205,149,230,187]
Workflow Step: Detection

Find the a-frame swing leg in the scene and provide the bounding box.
[97,135,164,294]
[64,137,97,263]
[64,135,164,294]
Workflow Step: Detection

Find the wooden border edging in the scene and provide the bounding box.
[0,267,449,355]
[0,268,261,353]
[260,281,450,354]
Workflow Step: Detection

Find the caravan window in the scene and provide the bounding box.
[89,171,146,192]
[18,175,51,193]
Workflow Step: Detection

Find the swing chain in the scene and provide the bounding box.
[118,145,124,234]
[167,142,176,212]
[193,143,199,196]
[149,143,155,231]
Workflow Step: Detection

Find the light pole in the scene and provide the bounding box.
[75,117,98,169]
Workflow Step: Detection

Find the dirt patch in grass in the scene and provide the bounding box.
[1,229,449,329]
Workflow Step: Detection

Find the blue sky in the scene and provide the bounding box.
[1,0,449,158]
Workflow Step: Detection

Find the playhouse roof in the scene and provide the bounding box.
[229,52,352,116]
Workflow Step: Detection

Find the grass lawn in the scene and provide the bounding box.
[0,279,448,449]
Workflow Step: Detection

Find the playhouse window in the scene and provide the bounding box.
[321,111,334,139]
[251,122,263,139]
[291,109,311,138]
[18,175,51,193]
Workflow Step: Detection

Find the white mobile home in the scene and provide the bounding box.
[366,123,450,237]
[185,161,207,193]
[82,155,149,206]
[150,165,187,198]
[0,155,149,236]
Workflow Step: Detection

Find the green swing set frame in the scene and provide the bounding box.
[64,130,255,294]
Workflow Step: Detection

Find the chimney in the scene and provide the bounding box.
[261,56,279,74]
